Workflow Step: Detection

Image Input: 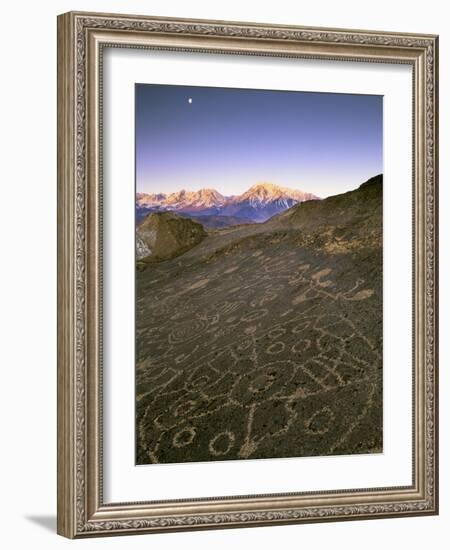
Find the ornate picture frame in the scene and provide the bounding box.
[57,11,438,538]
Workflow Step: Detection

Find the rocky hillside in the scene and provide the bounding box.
[182,213,255,229]
[267,174,382,250]
[273,174,381,230]
[136,175,383,465]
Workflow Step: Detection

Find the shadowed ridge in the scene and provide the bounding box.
[359,173,383,188]
[266,174,382,235]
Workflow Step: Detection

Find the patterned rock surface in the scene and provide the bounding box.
[136,176,383,464]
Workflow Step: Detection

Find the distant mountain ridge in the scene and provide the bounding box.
[136,183,320,224]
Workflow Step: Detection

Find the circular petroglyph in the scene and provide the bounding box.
[208,313,220,325]
[173,427,196,448]
[291,339,312,353]
[292,320,311,334]
[168,318,207,344]
[266,341,286,355]
[187,365,218,389]
[268,327,287,340]
[209,431,235,456]
[305,406,335,435]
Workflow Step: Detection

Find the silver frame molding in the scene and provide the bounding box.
[57,11,439,538]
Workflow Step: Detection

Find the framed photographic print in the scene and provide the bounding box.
[57,11,439,538]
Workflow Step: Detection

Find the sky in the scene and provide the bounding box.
[135,84,382,199]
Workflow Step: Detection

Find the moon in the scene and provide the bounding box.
[188,97,193,104]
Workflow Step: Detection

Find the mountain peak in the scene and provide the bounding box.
[195,188,226,202]
[248,182,280,191]
[238,182,320,204]
[242,182,282,198]
[136,182,320,224]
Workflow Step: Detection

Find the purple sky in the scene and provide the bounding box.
[136,84,382,198]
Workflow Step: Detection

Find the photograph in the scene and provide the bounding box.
[55,9,438,538]
[135,84,384,465]
[0,0,443,545]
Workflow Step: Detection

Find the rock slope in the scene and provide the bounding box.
[135,175,383,465]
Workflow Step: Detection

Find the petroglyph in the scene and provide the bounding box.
[136,181,383,464]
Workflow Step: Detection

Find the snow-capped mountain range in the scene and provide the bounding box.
[137,183,320,224]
